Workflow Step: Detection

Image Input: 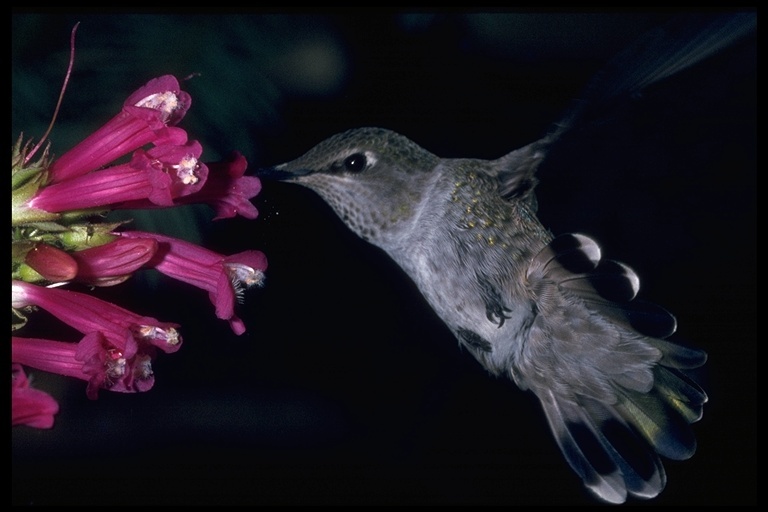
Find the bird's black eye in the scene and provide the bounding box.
[343,153,367,173]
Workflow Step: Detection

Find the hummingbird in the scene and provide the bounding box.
[257,13,754,504]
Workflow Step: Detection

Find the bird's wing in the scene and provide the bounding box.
[550,12,756,144]
[514,233,707,503]
[488,13,756,214]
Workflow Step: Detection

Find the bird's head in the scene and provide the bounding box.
[257,127,442,247]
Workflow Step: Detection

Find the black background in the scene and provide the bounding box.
[12,11,756,506]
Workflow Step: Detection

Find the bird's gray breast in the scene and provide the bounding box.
[386,171,549,374]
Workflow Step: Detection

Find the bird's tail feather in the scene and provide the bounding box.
[525,233,707,503]
[541,389,666,503]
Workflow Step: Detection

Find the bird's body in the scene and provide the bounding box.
[258,13,755,503]
[376,151,552,377]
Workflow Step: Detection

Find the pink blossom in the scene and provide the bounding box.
[180,151,260,220]
[11,63,270,424]
[12,280,182,354]
[145,141,209,199]
[31,141,207,212]
[48,75,191,183]
[119,230,267,335]
[71,237,158,286]
[115,151,259,220]
[12,334,156,400]
[11,363,59,428]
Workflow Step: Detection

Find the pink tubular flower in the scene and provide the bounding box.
[12,334,156,400]
[179,151,260,220]
[30,141,207,213]
[115,151,259,220]
[12,279,182,354]
[119,230,267,335]
[12,56,271,426]
[48,75,191,183]
[11,363,59,428]
[71,236,158,286]
[145,141,209,200]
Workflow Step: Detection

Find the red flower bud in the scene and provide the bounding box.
[24,243,78,282]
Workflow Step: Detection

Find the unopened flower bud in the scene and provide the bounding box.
[24,243,78,283]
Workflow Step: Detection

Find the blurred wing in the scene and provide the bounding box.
[552,12,756,142]
[490,12,757,202]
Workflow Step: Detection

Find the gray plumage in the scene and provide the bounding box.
[258,14,754,503]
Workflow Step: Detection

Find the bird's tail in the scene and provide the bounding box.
[523,233,707,503]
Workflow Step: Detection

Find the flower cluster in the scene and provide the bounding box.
[12,74,266,428]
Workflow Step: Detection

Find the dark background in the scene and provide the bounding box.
[12,11,756,506]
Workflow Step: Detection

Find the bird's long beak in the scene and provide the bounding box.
[255,163,312,181]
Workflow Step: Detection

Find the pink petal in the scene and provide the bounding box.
[11,364,60,429]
